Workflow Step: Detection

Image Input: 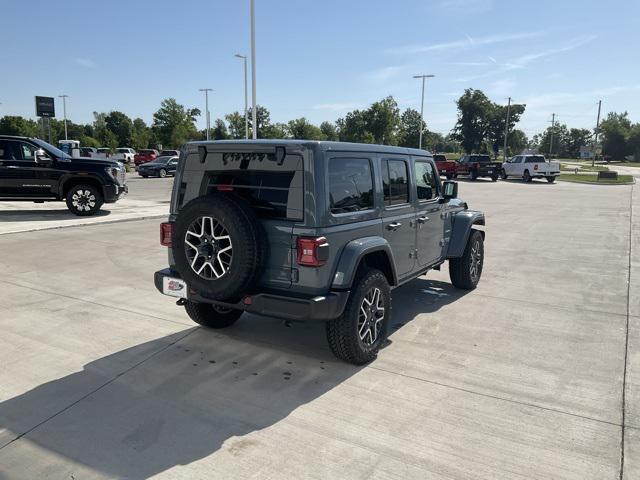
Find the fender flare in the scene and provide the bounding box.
[58,175,107,200]
[331,236,398,289]
[446,210,485,258]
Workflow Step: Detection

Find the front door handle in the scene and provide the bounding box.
[386,222,402,231]
[417,216,430,224]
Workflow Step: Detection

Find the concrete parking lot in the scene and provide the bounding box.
[0,179,637,479]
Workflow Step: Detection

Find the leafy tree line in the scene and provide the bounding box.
[0,93,636,160]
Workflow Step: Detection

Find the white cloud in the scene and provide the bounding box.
[386,31,543,55]
[364,65,406,82]
[75,57,96,68]
[488,78,516,97]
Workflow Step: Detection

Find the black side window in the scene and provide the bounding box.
[415,161,438,201]
[0,140,10,160]
[329,158,374,214]
[382,159,409,206]
[1,141,32,161]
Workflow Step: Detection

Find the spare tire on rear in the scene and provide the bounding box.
[173,194,265,300]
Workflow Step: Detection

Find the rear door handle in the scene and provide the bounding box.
[417,216,430,224]
[386,222,402,231]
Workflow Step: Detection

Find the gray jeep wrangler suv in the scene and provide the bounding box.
[155,140,485,364]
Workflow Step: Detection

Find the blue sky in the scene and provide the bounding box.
[2,0,639,138]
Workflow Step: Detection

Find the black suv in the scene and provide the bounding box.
[155,141,485,364]
[0,136,127,215]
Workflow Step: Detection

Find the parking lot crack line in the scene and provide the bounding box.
[370,365,621,428]
[619,183,634,480]
[0,278,191,328]
[0,328,196,451]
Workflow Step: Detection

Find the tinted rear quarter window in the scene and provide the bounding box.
[329,158,374,214]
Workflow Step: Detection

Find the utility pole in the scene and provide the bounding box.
[250,0,257,139]
[199,88,213,140]
[592,100,602,167]
[58,95,69,140]
[234,54,249,139]
[412,74,435,150]
[503,97,511,161]
[549,113,556,157]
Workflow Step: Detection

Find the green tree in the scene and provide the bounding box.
[398,108,425,148]
[287,117,325,140]
[131,118,151,149]
[247,105,271,139]
[225,111,246,139]
[627,124,640,161]
[336,109,371,143]
[453,89,494,153]
[152,98,200,148]
[262,122,289,139]
[508,129,528,156]
[320,121,338,141]
[566,128,592,158]
[365,96,400,144]
[93,112,118,148]
[600,112,632,160]
[104,111,133,146]
[212,119,230,140]
[0,116,40,137]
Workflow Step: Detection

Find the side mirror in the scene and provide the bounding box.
[442,180,458,201]
[35,149,52,166]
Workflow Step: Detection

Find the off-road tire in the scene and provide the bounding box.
[173,194,266,300]
[449,229,484,290]
[326,268,391,365]
[546,176,555,183]
[65,184,104,216]
[184,301,242,328]
[523,170,532,183]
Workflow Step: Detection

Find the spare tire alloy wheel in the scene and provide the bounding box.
[184,216,233,280]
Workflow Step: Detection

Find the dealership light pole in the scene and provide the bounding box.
[58,94,69,140]
[250,0,257,139]
[413,74,435,150]
[234,54,249,139]
[199,88,213,140]
[549,113,556,156]
[592,100,602,167]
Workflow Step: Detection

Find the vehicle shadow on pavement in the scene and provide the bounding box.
[0,327,359,478]
[0,209,111,222]
[387,278,470,333]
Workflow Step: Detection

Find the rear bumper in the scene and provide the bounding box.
[104,183,128,203]
[154,268,350,321]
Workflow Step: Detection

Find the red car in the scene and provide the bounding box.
[433,154,457,180]
[134,149,159,166]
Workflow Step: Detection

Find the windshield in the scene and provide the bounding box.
[471,155,491,162]
[31,138,71,159]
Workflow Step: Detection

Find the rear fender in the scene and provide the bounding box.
[331,237,397,289]
[446,211,485,258]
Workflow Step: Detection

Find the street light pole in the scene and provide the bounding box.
[235,54,249,139]
[199,88,213,140]
[413,74,435,150]
[549,113,556,157]
[250,0,257,139]
[58,95,69,140]
[503,97,511,161]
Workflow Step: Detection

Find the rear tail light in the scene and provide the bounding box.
[217,185,234,192]
[296,236,329,267]
[160,222,174,247]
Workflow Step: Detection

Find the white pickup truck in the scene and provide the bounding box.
[501,154,561,183]
[111,147,136,164]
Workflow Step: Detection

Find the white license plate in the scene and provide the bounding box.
[487,170,493,173]
[163,277,187,298]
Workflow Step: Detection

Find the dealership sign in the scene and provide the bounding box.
[35,96,55,117]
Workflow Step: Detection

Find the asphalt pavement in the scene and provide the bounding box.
[0,177,637,479]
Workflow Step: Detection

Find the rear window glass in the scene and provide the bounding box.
[471,155,491,162]
[206,153,304,221]
[139,150,154,154]
[433,154,447,162]
[382,159,409,206]
[329,158,374,214]
[525,156,545,163]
